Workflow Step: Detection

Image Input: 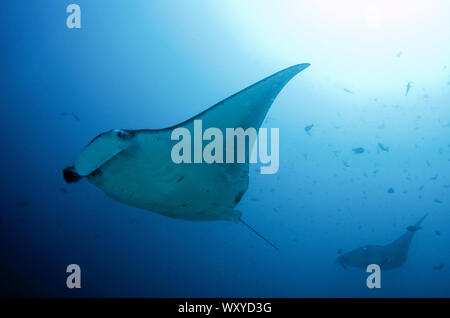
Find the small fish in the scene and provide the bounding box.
[387,187,395,194]
[430,174,438,181]
[59,187,68,193]
[129,218,137,225]
[61,112,80,122]
[343,88,353,94]
[378,143,389,152]
[435,231,441,236]
[433,264,444,270]
[304,124,314,135]
[405,82,412,96]
[343,161,350,168]
[16,201,30,207]
[434,199,442,204]
[337,248,343,254]
[407,226,422,232]
[352,147,365,154]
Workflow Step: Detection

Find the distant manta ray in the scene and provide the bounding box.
[335,214,428,270]
[63,63,311,250]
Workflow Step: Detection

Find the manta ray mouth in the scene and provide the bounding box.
[63,166,82,183]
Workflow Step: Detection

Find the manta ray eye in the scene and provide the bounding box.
[114,129,133,140]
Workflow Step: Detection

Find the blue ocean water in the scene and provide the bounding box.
[0,1,449,297]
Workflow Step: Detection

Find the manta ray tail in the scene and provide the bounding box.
[407,213,429,232]
[239,218,279,251]
[414,213,429,226]
[63,166,83,183]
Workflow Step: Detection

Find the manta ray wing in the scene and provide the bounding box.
[156,63,311,132]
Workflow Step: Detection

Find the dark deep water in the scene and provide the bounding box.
[1,1,449,297]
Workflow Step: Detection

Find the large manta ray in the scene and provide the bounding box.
[63,63,310,249]
[335,214,428,270]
